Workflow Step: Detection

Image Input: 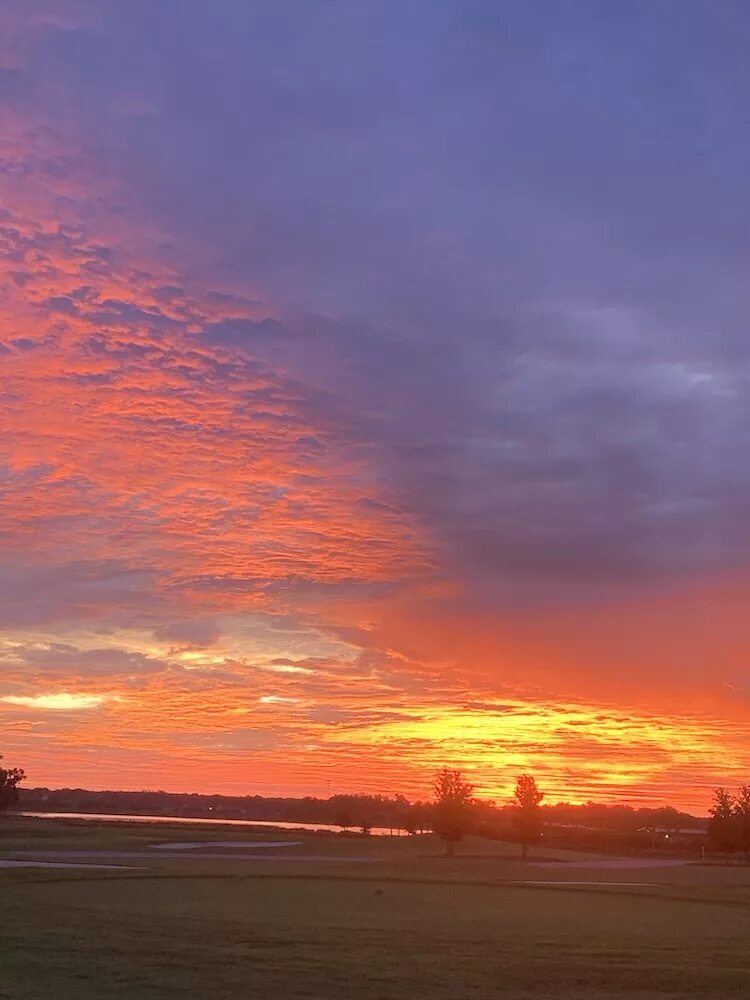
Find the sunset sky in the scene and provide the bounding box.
[2,1,750,813]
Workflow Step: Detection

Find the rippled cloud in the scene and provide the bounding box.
[2,1,750,810]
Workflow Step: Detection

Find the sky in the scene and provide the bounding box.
[2,1,750,813]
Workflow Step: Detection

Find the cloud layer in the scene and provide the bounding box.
[2,1,750,811]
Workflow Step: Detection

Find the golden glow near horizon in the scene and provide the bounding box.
[3,640,747,813]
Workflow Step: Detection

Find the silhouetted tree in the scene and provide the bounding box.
[0,755,25,813]
[401,801,430,835]
[513,774,544,859]
[432,768,475,857]
[392,793,411,834]
[734,785,750,863]
[335,808,353,830]
[708,787,737,861]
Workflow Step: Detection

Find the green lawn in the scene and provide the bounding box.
[2,819,750,999]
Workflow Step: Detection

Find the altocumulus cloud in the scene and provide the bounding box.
[1,0,750,806]
[1,693,115,711]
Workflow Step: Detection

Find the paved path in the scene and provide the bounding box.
[532,858,689,870]
[515,879,657,887]
[3,850,379,863]
[152,841,302,850]
[0,859,143,870]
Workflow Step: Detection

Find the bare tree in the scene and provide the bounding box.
[432,768,475,857]
[513,774,544,859]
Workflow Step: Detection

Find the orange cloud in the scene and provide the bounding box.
[2,117,748,817]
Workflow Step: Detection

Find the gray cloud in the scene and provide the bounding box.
[3,643,165,677]
[6,0,750,609]
[0,560,161,629]
[153,620,221,647]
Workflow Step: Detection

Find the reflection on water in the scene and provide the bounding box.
[21,811,396,836]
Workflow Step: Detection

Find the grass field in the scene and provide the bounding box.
[2,818,750,999]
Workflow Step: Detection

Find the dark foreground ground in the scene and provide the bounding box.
[2,818,750,999]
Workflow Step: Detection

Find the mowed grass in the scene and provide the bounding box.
[2,821,750,999]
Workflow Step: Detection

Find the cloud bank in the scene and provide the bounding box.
[2,1,750,809]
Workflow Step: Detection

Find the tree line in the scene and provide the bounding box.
[9,751,750,863]
[13,781,705,841]
[1,755,542,856]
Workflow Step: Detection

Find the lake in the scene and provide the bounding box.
[20,811,398,836]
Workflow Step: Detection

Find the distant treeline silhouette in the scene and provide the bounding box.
[17,782,706,846]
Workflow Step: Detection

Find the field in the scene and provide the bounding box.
[2,818,750,999]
